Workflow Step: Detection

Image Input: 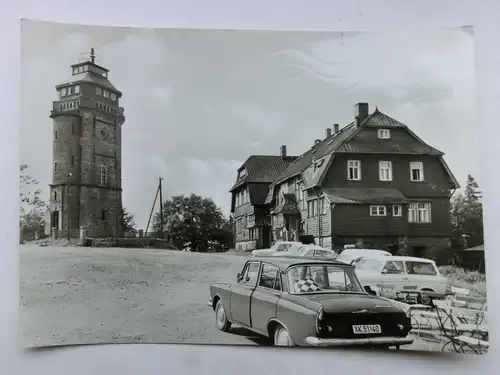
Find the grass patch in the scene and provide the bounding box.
[438,265,487,298]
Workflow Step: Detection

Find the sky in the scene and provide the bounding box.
[20,21,477,229]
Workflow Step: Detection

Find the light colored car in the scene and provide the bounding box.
[336,249,391,265]
[276,245,337,259]
[250,241,302,257]
[354,256,450,297]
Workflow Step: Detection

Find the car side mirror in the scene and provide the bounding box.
[364,285,377,295]
[236,272,241,282]
[381,269,388,274]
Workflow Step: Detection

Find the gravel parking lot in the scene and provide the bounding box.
[19,245,434,351]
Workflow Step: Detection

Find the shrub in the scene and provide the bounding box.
[438,265,487,297]
[438,265,486,284]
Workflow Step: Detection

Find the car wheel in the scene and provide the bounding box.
[274,326,295,346]
[215,300,231,332]
[418,289,434,305]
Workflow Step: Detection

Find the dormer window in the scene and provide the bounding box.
[377,129,391,139]
[238,168,247,180]
[96,87,102,95]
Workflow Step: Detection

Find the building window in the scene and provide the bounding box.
[53,191,58,201]
[54,130,58,140]
[101,210,107,221]
[72,123,76,134]
[377,129,391,139]
[74,85,80,94]
[410,162,424,181]
[370,205,387,216]
[408,202,431,223]
[347,160,361,180]
[83,65,88,72]
[379,161,393,181]
[73,68,77,75]
[111,93,117,101]
[319,197,327,215]
[103,90,109,98]
[98,164,108,186]
[71,155,75,165]
[61,87,67,96]
[392,205,403,217]
[54,162,58,172]
[307,200,318,217]
[96,87,102,95]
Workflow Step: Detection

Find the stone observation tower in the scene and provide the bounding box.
[49,48,125,239]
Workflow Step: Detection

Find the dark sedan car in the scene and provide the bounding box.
[208,257,413,348]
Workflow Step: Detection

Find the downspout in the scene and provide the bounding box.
[313,186,322,246]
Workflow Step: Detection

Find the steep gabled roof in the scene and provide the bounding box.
[336,110,444,155]
[268,107,459,192]
[273,122,357,187]
[230,155,298,192]
[57,72,122,95]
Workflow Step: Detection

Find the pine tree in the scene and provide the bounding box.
[450,175,483,249]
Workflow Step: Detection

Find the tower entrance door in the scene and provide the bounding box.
[51,211,59,233]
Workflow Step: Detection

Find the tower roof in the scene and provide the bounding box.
[56,48,122,96]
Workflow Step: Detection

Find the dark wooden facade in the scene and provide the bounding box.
[233,103,460,259]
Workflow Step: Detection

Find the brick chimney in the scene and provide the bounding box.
[334,124,339,133]
[280,145,287,157]
[326,128,332,138]
[355,103,369,127]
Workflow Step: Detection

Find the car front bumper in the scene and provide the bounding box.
[305,336,414,347]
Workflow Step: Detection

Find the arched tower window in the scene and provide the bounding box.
[98,164,108,186]
[53,191,58,201]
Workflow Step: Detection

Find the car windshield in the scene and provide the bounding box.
[286,264,364,294]
[280,245,303,255]
[295,247,315,256]
[273,243,295,252]
[355,258,385,272]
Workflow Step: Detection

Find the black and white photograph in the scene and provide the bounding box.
[19,20,487,355]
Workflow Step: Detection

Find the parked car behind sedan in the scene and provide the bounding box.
[275,245,337,260]
[208,257,413,348]
[250,241,302,257]
[336,249,392,265]
[354,256,450,301]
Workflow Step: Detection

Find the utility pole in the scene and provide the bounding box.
[159,177,164,238]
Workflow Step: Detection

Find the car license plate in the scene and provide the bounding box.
[352,325,382,334]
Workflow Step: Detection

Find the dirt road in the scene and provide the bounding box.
[19,245,434,351]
